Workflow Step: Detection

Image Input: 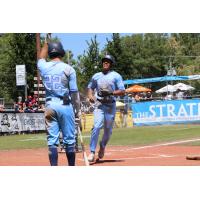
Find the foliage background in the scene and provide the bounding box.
[1,33,200,103]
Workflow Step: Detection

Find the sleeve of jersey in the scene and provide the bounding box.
[69,69,78,92]
[37,59,46,75]
[87,75,96,90]
[116,74,125,90]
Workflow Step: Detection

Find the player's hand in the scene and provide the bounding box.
[97,88,113,97]
[45,33,51,43]
[88,95,95,103]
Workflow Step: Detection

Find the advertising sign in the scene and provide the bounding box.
[132,99,200,126]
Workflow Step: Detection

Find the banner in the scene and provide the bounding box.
[0,112,45,133]
[16,65,26,86]
[132,99,200,126]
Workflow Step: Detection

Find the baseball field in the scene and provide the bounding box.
[0,124,200,166]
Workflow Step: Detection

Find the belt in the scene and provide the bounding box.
[46,97,63,102]
[97,98,115,103]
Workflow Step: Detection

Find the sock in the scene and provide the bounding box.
[48,146,58,166]
[66,152,76,166]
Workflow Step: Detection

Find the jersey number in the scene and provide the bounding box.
[44,75,64,92]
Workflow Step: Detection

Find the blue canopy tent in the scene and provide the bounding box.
[123,75,200,85]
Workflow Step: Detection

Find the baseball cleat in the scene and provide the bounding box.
[98,143,105,159]
[186,155,200,160]
[88,152,95,162]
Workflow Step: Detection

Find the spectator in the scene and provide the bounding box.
[0,105,4,112]
[165,92,173,100]
[134,93,141,102]
[18,102,24,112]
[176,89,184,100]
[14,102,19,112]
[38,104,45,112]
[146,91,152,100]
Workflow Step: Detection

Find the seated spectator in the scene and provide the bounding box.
[31,94,38,104]
[146,91,152,100]
[18,103,24,112]
[14,102,19,112]
[24,102,34,113]
[176,89,184,100]
[0,105,4,112]
[134,93,141,102]
[165,93,173,100]
[38,104,45,112]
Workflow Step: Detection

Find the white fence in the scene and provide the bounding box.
[0,112,45,134]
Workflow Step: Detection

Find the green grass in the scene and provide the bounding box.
[109,125,200,146]
[0,124,200,150]
[0,134,47,150]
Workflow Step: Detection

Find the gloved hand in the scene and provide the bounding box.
[97,88,113,97]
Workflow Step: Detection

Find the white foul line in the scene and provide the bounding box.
[109,138,200,152]
[131,138,200,150]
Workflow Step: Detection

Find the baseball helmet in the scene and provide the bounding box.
[102,55,115,64]
[48,42,65,58]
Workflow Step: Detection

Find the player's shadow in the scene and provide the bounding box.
[90,159,124,165]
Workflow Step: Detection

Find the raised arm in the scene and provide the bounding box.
[39,41,48,59]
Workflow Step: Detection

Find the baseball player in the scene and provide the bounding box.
[37,40,81,166]
[87,55,125,162]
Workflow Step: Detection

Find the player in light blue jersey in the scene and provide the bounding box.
[87,55,125,162]
[37,40,80,166]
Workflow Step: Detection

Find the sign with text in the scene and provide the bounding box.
[0,112,45,133]
[16,65,26,86]
[132,99,200,126]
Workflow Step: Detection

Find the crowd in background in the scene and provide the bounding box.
[13,95,45,113]
[0,90,194,113]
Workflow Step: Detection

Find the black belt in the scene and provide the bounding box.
[97,98,115,103]
[46,97,63,102]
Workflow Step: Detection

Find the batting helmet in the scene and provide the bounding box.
[102,55,115,64]
[48,42,65,58]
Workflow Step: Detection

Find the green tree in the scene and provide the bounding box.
[78,35,101,91]
[0,33,37,102]
[105,33,134,79]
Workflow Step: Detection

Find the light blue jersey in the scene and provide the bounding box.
[87,70,125,153]
[88,71,125,102]
[37,59,78,154]
[37,59,78,98]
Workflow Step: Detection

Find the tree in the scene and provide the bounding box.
[77,35,101,91]
[105,33,134,79]
[0,33,37,102]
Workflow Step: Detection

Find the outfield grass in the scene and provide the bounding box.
[0,124,200,150]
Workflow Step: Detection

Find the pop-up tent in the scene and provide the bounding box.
[173,83,195,91]
[125,85,151,93]
[155,85,177,93]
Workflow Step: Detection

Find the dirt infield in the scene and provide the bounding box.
[0,143,200,166]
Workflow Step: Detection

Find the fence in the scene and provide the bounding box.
[0,111,133,135]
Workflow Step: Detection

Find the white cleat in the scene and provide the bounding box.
[88,152,95,162]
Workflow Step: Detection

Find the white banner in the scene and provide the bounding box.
[16,65,26,86]
[0,112,45,133]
